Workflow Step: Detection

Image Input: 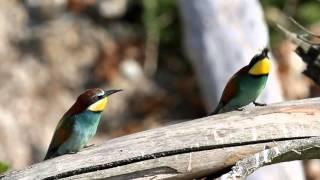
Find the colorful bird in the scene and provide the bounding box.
[44,88,122,160]
[209,48,270,115]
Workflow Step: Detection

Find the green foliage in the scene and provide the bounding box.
[298,2,320,25]
[261,0,320,45]
[142,0,180,46]
[142,0,320,51]
[141,0,190,73]
[142,0,159,36]
[0,162,9,174]
[261,0,286,10]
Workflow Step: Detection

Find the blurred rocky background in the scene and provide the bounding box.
[0,0,204,169]
[0,0,319,179]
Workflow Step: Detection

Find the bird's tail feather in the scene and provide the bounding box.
[43,149,58,160]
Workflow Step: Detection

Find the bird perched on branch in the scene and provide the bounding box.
[209,48,270,115]
[44,88,122,160]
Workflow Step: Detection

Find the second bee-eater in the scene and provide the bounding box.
[209,48,270,115]
[44,88,122,160]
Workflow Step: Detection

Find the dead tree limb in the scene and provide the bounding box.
[2,98,320,179]
[218,137,320,180]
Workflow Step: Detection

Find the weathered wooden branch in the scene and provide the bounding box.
[218,137,320,180]
[2,98,320,179]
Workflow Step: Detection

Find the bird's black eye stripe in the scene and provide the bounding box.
[97,95,104,99]
[89,96,102,105]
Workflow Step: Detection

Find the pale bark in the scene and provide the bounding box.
[218,137,320,180]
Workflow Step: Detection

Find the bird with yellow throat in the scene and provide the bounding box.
[44,88,122,160]
[209,48,270,115]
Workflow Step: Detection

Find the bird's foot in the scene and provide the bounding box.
[236,107,244,111]
[84,144,95,148]
[253,102,267,106]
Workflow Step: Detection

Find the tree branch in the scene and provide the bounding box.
[218,137,320,180]
[2,98,320,179]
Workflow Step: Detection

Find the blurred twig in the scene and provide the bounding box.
[142,0,160,77]
[289,17,320,38]
[142,1,175,77]
[277,20,320,85]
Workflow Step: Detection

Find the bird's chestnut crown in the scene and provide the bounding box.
[248,48,270,76]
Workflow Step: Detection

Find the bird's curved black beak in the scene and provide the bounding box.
[104,89,122,97]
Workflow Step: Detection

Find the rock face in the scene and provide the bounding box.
[0,0,168,169]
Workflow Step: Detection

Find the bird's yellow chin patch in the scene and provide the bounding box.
[249,58,271,75]
[88,97,108,112]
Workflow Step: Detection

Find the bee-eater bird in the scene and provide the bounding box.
[44,88,122,160]
[209,48,270,115]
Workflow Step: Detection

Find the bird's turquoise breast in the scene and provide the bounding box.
[57,111,101,154]
[224,75,268,111]
[239,75,268,102]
